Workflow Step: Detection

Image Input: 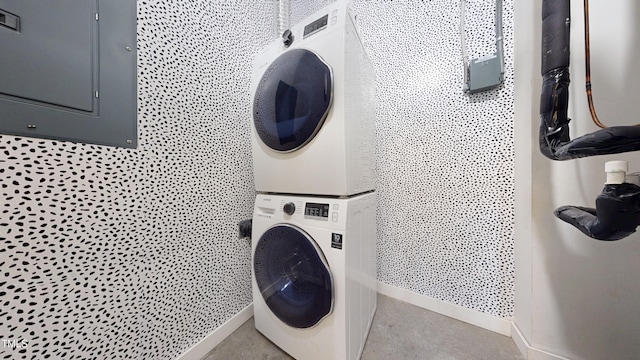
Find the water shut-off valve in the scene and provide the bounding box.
[555,161,640,241]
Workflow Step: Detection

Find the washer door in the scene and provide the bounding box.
[253,224,333,328]
[253,49,333,152]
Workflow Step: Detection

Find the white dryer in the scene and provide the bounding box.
[250,1,375,196]
[252,192,377,360]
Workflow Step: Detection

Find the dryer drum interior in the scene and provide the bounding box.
[253,49,333,152]
[253,224,334,328]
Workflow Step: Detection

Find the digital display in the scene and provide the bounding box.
[305,202,330,218]
[303,15,328,38]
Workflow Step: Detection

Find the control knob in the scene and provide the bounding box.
[282,29,294,47]
[283,202,296,215]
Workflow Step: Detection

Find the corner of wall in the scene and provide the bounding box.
[512,0,539,346]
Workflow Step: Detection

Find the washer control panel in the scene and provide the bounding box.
[304,202,329,218]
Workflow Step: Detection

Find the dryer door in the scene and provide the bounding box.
[253,224,333,328]
[253,49,333,152]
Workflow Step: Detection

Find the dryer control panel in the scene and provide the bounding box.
[303,14,328,38]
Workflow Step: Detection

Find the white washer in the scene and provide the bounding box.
[250,1,375,196]
[252,192,377,360]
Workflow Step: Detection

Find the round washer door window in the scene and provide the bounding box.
[253,49,333,152]
[253,224,333,328]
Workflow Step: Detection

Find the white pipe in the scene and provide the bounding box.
[495,0,504,76]
[460,0,470,92]
[605,160,628,184]
[278,0,290,37]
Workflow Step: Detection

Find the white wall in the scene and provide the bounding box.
[515,0,640,358]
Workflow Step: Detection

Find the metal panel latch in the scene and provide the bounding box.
[0,9,20,32]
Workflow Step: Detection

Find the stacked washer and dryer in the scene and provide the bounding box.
[249,2,376,360]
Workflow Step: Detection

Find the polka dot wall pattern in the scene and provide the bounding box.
[288,0,338,30]
[0,1,275,359]
[290,0,515,317]
[360,0,515,318]
[0,2,516,360]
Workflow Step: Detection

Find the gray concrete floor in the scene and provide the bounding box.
[202,294,523,360]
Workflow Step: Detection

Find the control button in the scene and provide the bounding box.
[283,202,296,215]
[332,212,338,222]
[333,204,339,210]
[331,16,337,25]
[282,29,294,47]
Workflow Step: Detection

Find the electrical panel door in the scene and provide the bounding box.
[0,0,137,148]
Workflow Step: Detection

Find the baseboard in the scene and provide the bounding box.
[511,321,530,358]
[511,322,571,360]
[174,287,570,360]
[175,303,253,360]
[377,281,512,336]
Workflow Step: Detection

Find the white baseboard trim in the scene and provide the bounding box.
[511,321,530,358]
[174,287,570,360]
[175,303,253,360]
[511,322,571,360]
[377,281,512,336]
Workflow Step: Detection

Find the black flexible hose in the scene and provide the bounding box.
[555,183,640,241]
[540,0,640,241]
[539,0,640,161]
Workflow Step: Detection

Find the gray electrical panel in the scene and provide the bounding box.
[0,0,137,148]
[468,54,503,93]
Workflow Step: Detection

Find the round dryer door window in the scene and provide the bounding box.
[253,224,333,328]
[253,49,333,152]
